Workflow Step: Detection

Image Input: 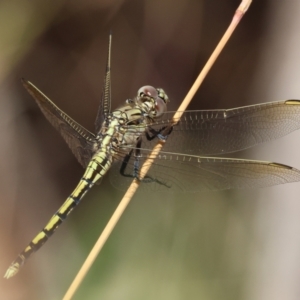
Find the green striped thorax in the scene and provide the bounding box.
[96,85,169,162]
[98,85,169,143]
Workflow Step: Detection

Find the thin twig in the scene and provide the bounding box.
[62,1,252,299]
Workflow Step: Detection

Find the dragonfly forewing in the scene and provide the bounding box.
[139,100,300,156]
[95,33,112,132]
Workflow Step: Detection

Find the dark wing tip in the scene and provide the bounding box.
[285,99,300,105]
[21,78,31,89]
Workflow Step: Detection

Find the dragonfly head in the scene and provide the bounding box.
[137,85,169,118]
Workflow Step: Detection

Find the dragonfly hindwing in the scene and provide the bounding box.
[22,79,97,167]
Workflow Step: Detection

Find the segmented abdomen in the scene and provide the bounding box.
[4,151,112,279]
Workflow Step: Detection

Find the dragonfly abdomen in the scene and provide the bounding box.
[4,152,112,279]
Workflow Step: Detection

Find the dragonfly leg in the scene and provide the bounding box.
[119,142,170,188]
[145,125,173,141]
[119,150,134,178]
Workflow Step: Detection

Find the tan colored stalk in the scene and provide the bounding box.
[62,1,252,299]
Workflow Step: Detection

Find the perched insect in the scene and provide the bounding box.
[5,33,300,279]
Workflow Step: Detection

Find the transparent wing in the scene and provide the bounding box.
[95,33,112,133]
[22,79,96,167]
[136,100,300,156]
[109,148,300,192]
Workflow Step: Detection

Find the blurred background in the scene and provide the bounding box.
[1,0,300,299]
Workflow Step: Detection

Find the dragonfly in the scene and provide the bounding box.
[5,33,300,279]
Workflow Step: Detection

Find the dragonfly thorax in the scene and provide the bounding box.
[95,86,169,159]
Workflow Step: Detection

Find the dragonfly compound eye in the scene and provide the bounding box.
[156,88,169,104]
[137,86,158,98]
[154,88,169,117]
[155,97,167,117]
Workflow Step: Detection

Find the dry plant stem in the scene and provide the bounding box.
[62,1,252,299]
[173,0,252,120]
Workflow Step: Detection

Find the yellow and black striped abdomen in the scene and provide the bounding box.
[4,151,112,279]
